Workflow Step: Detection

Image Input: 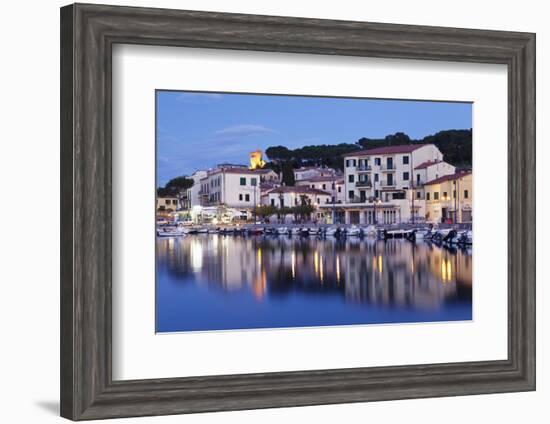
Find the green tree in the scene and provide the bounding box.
[165,176,194,193]
[256,205,277,219]
[281,161,296,186]
[291,204,315,222]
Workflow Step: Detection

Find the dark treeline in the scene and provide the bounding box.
[265,129,472,186]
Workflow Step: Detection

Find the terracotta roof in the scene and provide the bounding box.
[343,144,434,157]
[298,175,342,183]
[414,160,443,170]
[269,186,331,196]
[424,171,472,186]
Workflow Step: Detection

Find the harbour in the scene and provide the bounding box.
[156,229,472,332]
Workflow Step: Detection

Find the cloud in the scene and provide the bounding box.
[176,92,224,102]
[213,124,275,138]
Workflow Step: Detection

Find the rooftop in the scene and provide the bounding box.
[414,159,443,170]
[424,171,472,186]
[269,186,331,196]
[206,166,276,177]
[298,175,344,183]
[343,143,434,157]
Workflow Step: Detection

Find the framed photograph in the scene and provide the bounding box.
[60,3,535,420]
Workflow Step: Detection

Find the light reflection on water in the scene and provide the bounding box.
[156,235,472,332]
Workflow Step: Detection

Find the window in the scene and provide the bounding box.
[240,177,246,186]
[270,199,275,206]
[453,190,456,199]
[332,183,335,189]
[311,184,315,189]
[442,191,448,199]
[403,156,409,165]
[348,190,355,199]
[434,192,439,200]
[322,184,326,190]
[374,158,381,166]
[392,192,406,200]
[251,178,257,186]
[374,190,379,198]
[374,173,379,182]
[416,191,421,199]
[348,175,355,183]
[338,186,341,193]
[464,189,469,199]
[403,172,409,181]
[346,159,350,167]
[245,194,250,202]
[239,194,243,201]
[387,173,393,185]
[416,174,421,185]
[426,192,430,201]
[353,159,357,166]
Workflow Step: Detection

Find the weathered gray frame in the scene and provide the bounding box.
[60,3,536,421]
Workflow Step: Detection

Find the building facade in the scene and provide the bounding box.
[294,166,339,182]
[197,166,279,213]
[295,176,345,204]
[156,196,179,213]
[264,186,332,209]
[424,171,472,224]
[316,143,468,225]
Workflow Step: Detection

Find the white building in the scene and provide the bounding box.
[294,166,339,182]
[198,166,279,214]
[321,144,457,224]
[184,169,207,210]
[265,186,332,209]
[295,176,345,204]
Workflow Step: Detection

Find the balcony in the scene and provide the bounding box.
[348,198,368,204]
[380,180,396,188]
[380,164,396,171]
[356,180,372,187]
[356,165,372,172]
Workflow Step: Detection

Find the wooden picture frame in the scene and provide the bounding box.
[60,3,535,420]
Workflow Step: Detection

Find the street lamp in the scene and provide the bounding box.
[369,196,382,225]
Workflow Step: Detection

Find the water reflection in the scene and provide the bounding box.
[156,235,472,332]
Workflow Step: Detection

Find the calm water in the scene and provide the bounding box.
[156,235,472,333]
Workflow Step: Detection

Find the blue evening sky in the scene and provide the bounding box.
[156,91,472,186]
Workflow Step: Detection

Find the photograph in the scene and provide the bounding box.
[155,91,473,333]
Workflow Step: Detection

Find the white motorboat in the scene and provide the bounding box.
[308,227,322,236]
[290,227,302,236]
[346,225,362,237]
[325,226,340,237]
[276,227,289,236]
[362,225,377,237]
[156,228,185,237]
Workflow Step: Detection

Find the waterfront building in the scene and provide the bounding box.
[424,171,472,223]
[265,186,332,210]
[182,169,207,210]
[321,144,459,225]
[295,176,345,204]
[197,165,279,219]
[156,196,179,213]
